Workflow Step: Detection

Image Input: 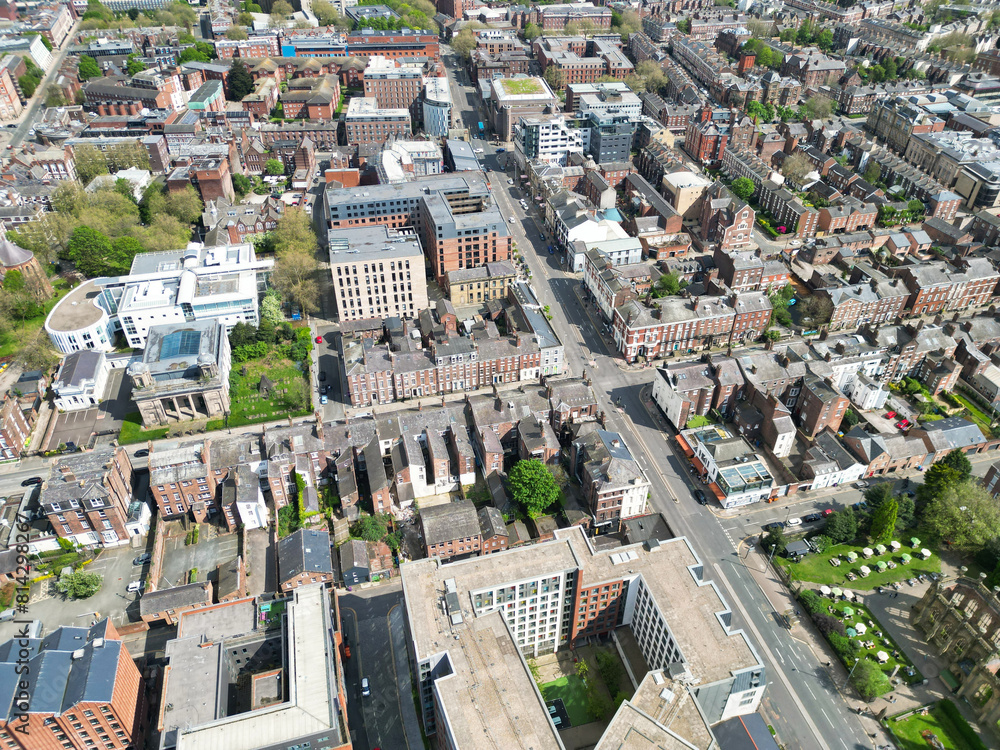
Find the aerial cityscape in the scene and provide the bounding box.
[3,0,1000,747]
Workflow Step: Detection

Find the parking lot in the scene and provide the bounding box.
[158,524,239,590]
[44,369,133,451]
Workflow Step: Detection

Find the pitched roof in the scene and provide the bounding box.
[139,582,212,617]
[277,528,334,580]
[421,500,481,546]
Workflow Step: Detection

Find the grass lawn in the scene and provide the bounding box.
[501,78,543,95]
[0,281,69,359]
[948,391,995,438]
[119,412,170,445]
[777,536,940,590]
[686,415,712,429]
[541,675,590,727]
[889,701,983,750]
[205,353,311,430]
[825,599,923,685]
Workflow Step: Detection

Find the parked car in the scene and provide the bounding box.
[803,513,822,523]
[895,419,910,429]
[507,178,513,185]
[473,148,484,154]
[315,335,323,344]
[694,489,707,505]
[134,448,149,457]
[320,395,328,405]
[885,411,897,419]
[855,481,868,489]
[762,522,784,532]
[361,677,371,697]
[822,508,834,517]
[20,477,41,486]
[852,501,868,511]
[126,580,143,593]
[132,553,151,566]
[319,371,327,382]
[786,517,802,526]
[509,217,515,223]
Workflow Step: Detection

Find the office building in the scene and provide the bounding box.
[344,95,411,146]
[680,425,775,508]
[486,76,559,142]
[422,75,452,136]
[362,56,423,115]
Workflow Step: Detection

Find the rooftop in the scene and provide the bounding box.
[45,279,108,333]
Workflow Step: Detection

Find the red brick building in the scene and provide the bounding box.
[0,391,29,460]
[897,258,1000,316]
[139,582,213,625]
[42,447,134,547]
[700,181,755,251]
[278,528,335,592]
[795,375,849,438]
[817,201,878,234]
[421,500,483,562]
[684,106,755,166]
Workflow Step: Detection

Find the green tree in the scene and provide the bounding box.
[863,481,894,511]
[851,659,892,701]
[842,408,860,428]
[731,176,756,202]
[265,158,285,176]
[232,172,252,198]
[451,28,477,59]
[869,497,898,542]
[125,53,147,75]
[799,95,834,120]
[260,290,283,325]
[543,64,563,91]
[923,482,1000,552]
[226,25,248,40]
[508,459,561,518]
[896,494,915,531]
[824,509,858,544]
[56,571,103,599]
[271,0,293,20]
[916,463,961,511]
[746,99,774,122]
[941,448,972,480]
[67,226,114,277]
[676,17,691,34]
[595,650,624,694]
[781,152,812,184]
[797,294,833,325]
[164,185,203,224]
[2,268,23,292]
[179,47,210,64]
[109,236,144,274]
[45,85,67,108]
[523,22,541,40]
[229,321,258,349]
[78,54,101,80]
[761,526,786,556]
[228,59,255,101]
[816,28,834,51]
[863,162,881,184]
[352,513,390,542]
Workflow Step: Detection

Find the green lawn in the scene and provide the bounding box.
[0,282,68,359]
[541,675,590,727]
[889,701,984,750]
[205,353,311,430]
[825,599,922,685]
[501,78,543,95]
[948,391,995,438]
[778,536,940,590]
[686,415,712,428]
[118,412,170,445]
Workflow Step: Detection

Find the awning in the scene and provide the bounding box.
[691,456,706,474]
[675,435,694,458]
[708,483,726,502]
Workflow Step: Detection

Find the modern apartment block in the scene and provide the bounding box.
[514,115,584,166]
[328,225,427,322]
[486,76,559,142]
[323,173,511,284]
[400,526,765,746]
[344,95,411,146]
[0,619,146,750]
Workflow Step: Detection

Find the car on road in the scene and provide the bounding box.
[497,148,506,153]
[548,247,554,254]
[361,677,371,697]
[855,481,868,489]
[20,477,41,486]
[134,448,149,457]
[319,371,327,382]
[133,553,151,566]
[822,508,834,517]
[803,513,822,523]
[321,384,330,394]
[320,395,328,405]
[852,501,868,511]
[885,410,897,419]
[762,522,784,532]
[895,419,910,429]
[694,489,707,505]
[315,335,323,344]
[126,580,143,593]
[509,217,515,223]
[786,517,802,526]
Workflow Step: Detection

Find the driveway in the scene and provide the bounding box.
[340,583,423,750]
[158,525,239,590]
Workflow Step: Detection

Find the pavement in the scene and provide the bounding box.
[339,582,423,750]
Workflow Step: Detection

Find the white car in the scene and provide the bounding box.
[127,580,143,593]
[474,148,484,154]
[507,178,513,185]
[786,517,802,526]
[508,217,515,223]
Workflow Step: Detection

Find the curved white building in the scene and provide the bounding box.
[422,76,453,137]
[44,279,117,354]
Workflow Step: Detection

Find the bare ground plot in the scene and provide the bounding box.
[157,523,240,590]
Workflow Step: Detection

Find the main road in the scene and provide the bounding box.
[443,53,881,749]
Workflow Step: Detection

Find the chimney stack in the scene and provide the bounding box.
[315,411,324,440]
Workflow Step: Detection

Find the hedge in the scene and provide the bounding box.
[937,699,988,750]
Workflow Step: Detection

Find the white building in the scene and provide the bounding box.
[801,431,866,490]
[376,139,443,183]
[51,350,109,412]
[401,526,766,748]
[46,243,273,352]
[422,76,453,137]
[514,116,584,167]
[969,365,1000,407]
[847,373,889,411]
[684,425,775,508]
[575,87,642,121]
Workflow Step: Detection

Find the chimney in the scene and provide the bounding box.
[234,468,241,486]
[202,439,212,481]
[315,411,324,440]
[598,410,607,427]
[288,414,293,427]
[146,440,154,455]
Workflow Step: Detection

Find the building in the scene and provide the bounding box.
[421,499,482,561]
[400,525,765,745]
[486,76,559,142]
[795,375,849,438]
[701,181,755,252]
[363,55,423,116]
[514,116,584,167]
[42,447,137,548]
[51,349,110,412]
[445,260,516,306]
[278,528,335,592]
[682,425,774,508]
[328,225,427,322]
[344,95,411,146]
[423,75,452,136]
[340,539,370,585]
[140,582,213,625]
[684,106,755,167]
[157,585,348,750]
[0,619,146,750]
[896,259,1000,316]
[662,171,711,219]
[571,429,649,531]
[0,391,30,460]
[781,49,846,87]
[127,321,231,429]
[323,173,511,284]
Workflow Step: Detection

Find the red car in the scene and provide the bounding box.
[885,411,897,419]
[895,419,910,429]
[822,509,834,517]
[315,335,323,344]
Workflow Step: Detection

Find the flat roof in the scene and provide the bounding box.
[45,278,107,333]
[327,225,423,264]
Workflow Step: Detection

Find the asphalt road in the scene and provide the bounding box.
[10,20,80,149]
[441,57,878,747]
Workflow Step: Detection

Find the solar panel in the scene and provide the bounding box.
[160,329,201,359]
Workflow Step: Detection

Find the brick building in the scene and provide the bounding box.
[421,500,483,561]
[795,375,849,438]
[700,181,755,251]
[0,391,29,459]
[277,528,335,592]
[684,106,755,166]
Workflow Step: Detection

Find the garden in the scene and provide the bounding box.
[777,536,941,590]
[886,700,988,750]
[799,589,922,697]
[531,647,632,727]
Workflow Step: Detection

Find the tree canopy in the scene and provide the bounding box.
[730,177,756,202]
[508,459,562,518]
[78,54,101,80]
[922,482,1000,552]
[824,509,858,544]
[228,59,254,101]
[56,571,103,599]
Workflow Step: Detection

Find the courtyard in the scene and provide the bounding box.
[887,700,987,750]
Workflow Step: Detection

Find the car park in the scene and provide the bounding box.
[133,553,151,566]
[786,517,802,526]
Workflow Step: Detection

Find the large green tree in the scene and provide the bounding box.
[66,226,114,277]
[923,482,1000,552]
[730,177,756,202]
[824,509,858,544]
[265,158,285,176]
[56,571,103,599]
[78,54,101,80]
[869,497,898,542]
[940,449,972,481]
[508,459,562,518]
[228,59,255,101]
[851,659,891,701]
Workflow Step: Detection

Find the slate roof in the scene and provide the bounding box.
[339,539,369,573]
[478,506,507,540]
[917,416,986,452]
[421,500,481,546]
[55,350,103,388]
[139,582,212,617]
[277,528,333,580]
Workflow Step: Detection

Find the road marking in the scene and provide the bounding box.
[821,709,831,724]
